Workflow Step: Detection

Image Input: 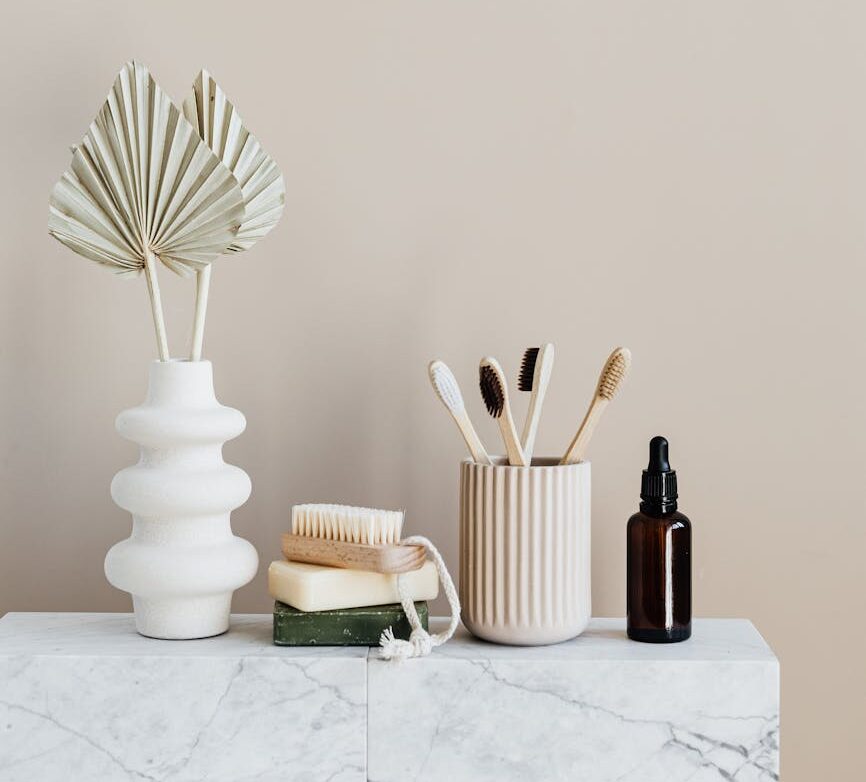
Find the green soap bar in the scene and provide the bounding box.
[273,601,429,646]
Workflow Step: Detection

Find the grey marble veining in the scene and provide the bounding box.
[367,619,779,782]
[0,614,778,782]
[0,614,366,781]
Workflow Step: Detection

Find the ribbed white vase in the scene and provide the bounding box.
[104,360,258,639]
[459,458,591,645]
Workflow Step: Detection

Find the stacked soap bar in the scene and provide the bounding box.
[268,560,438,612]
[273,601,429,646]
[268,537,439,646]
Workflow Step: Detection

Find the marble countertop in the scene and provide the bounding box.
[0,614,779,781]
[0,612,774,661]
[0,612,365,658]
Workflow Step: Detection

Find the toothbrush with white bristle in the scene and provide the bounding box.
[479,357,527,467]
[560,347,632,465]
[428,360,492,465]
[518,343,555,464]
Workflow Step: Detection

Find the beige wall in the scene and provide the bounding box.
[1,1,863,778]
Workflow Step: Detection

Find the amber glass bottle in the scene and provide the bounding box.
[627,436,691,643]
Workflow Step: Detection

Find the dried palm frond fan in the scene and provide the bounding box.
[183,70,285,360]
[48,62,285,360]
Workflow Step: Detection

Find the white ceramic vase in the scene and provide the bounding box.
[104,360,258,639]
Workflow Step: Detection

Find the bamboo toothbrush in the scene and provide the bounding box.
[560,347,632,465]
[282,504,427,574]
[479,357,528,467]
[428,360,492,465]
[518,343,555,463]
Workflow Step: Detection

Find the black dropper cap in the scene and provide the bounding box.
[640,436,678,514]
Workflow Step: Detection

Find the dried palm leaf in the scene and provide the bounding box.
[183,69,286,360]
[48,62,245,359]
[184,69,285,252]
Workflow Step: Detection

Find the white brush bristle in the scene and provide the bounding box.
[429,361,464,413]
[291,504,404,545]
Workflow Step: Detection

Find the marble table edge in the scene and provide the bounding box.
[0,613,778,665]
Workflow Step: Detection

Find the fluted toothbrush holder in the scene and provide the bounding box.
[105,360,258,639]
[459,458,591,645]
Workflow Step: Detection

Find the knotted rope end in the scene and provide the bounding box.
[379,626,415,661]
[378,535,461,662]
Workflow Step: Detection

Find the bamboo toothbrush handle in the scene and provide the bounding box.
[560,398,608,465]
[521,387,545,462]
[501,411,528,467]
[456,410,493,465]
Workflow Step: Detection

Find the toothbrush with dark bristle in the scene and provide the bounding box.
[479,357,527,466]
[560,347,631,465]
[518,343,555,463]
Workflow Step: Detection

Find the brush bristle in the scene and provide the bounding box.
[597,347,631,400]
[429,360,464,412]
[479,364,504,418]
[518,347,539,392]
[291,504,404,545]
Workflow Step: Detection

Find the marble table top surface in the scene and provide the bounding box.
[0,614,779,781]
[0,613,776,662]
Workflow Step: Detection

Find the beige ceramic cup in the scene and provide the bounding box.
[459,457,591,645]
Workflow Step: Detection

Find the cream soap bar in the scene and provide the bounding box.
[268,559,439,612]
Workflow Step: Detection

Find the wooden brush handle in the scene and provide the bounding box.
[521,376,551,463]
[281,534,427,574]
[520,390,542,461]
[560,398,608,465]
[455,410,493,465]
[520,343,554,464]
[500,407,528,467]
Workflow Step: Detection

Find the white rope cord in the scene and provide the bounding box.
[379,535,460,660]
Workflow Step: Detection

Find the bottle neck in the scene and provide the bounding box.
[639,499,678,516]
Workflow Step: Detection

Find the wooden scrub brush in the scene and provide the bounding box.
[281,504,427,574]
